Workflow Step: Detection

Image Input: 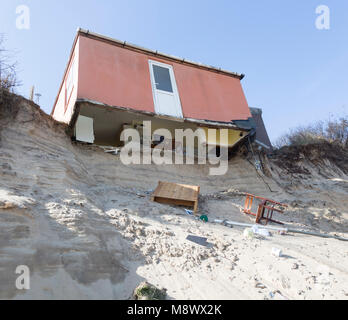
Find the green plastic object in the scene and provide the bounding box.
[200,215,208,222]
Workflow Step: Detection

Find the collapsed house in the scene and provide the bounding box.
[51,28,271,154]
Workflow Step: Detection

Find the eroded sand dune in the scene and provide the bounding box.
[0,93,347,300]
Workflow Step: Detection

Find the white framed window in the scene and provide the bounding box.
[149,60,183,118]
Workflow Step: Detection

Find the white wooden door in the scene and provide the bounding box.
[149,60,183,118]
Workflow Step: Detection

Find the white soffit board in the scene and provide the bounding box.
[75,115,95,143]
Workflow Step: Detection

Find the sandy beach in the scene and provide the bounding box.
[0,97,347,300]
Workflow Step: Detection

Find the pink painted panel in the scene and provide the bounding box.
[77,35,251,122]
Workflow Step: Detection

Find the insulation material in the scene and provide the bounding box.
[75,115,95,143]
[202,128,247,147]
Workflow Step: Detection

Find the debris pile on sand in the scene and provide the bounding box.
[0,93,347,300]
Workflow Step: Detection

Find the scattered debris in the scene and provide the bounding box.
[252,225,271,237]
[100,146,121,155]
[255,282,267,289]
[292,263,299,270]
[213,219,348,241]
[1,90,348,300]
[243,193,288,225]
[199,214,208,222]
[271,247,283,257]
[243,225,271,239]
[186,235,211,247]
[214,220,288,234]
[243,228,255,239]
[133,282,167,300]
[184,209,194,216]
[268,290,288,300]
[151,181,200,213]
[286,228,348,242]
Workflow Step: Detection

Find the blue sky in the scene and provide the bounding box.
[1,0,347,142]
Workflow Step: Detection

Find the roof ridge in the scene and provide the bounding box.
[77,28,245,80]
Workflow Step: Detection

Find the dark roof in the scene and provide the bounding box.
[250,107,273,149]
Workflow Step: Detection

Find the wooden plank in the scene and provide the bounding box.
[153,181,199,202]
[151,181,200,213]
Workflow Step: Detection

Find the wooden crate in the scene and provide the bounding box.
[151,181,200,213]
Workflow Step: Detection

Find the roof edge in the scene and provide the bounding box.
[51,31,80,116]
[77,28,245,80]
[249,107,263,115]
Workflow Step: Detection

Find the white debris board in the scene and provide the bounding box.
[75,115,95,144]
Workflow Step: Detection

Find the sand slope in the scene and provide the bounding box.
[0,93,347,300]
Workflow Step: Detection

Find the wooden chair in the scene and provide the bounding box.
[244,194,287,225]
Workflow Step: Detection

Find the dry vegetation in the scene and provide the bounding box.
[0,35,21,117]
[0,35,20,92]
[274,116,348,149]
[271,116,348,177]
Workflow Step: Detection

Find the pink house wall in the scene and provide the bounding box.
[77,35,251,122]
[52,39,79,124]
